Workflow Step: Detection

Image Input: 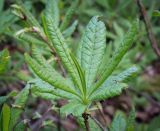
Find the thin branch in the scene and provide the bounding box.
[90,115,107,131]
[96,102,107,125]
[134,0,160,57]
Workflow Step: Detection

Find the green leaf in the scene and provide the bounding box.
[62,20,78,38]
[110,111,126,131]
[61,100,87,117]
[70,53,86,98]
[0,91,17,105]
[11,4,41,29]
[30,79,75,100]
[90,66,138,101]
[45,0,59,27]
[9,86,30,130]
[0,49,10,74]
[89,19,139,95]
[126,108,136,131]
[0,104,11,131]
[25,54,79,97]
[45,10,83,95]
[153,10,160,17]
[60,0,78,31]
[14,120,26,131]
[79,16,106,89]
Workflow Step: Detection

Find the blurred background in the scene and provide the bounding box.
[0,0,160,130]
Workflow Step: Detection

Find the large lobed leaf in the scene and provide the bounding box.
[79,16,106,89]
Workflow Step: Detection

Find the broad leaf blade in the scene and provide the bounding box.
[79,16,106,89]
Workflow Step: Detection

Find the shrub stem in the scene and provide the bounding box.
[82,113,90,131]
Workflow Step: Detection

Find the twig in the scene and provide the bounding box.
[95,102,107,125]
[90,115,107,131]
[82,113,90,131]
[134,0,160,57]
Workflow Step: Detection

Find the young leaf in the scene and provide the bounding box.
[9,86,29,130]
[60,0,78,31]
[79,16,106,89]
[89,20,139,95]
[62,20,78,38]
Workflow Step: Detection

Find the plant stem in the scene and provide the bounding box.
[134,0,160,57]
[82,113,90,131]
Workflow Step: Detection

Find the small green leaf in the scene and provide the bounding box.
[62,20,78,38]
[0,104,11,131]
[60,0,78,31]
[0,49,10,74]
[61,100,87,117]
[110,111,126,131]
[9,86,30,130]
[153,10,160,17]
